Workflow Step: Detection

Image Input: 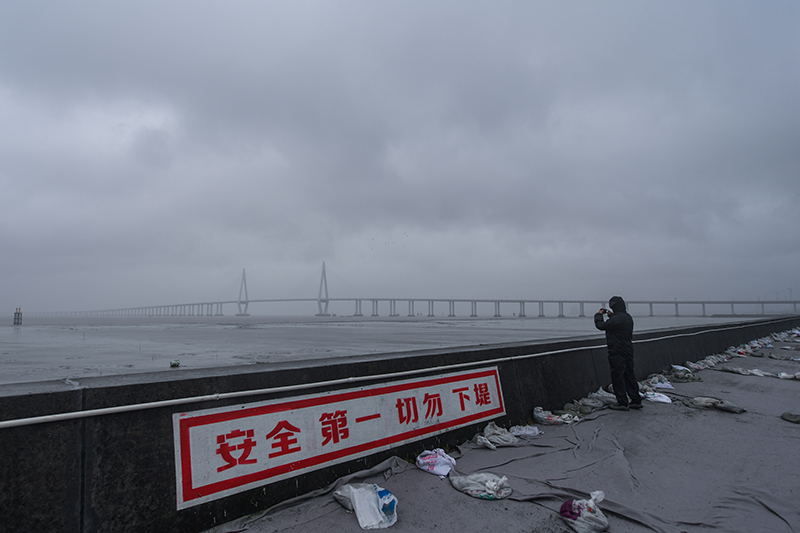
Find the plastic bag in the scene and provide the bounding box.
[534,406,579,425]
[587,388,617,407]
[509,425,541,437]
[416,449,456,477]
[448,472,512,500]
[333,483,398,529]
[559,491,609,533]
[474,421,519,450]
[642,391,672,403]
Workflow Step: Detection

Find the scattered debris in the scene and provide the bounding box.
[560,490,609,533]
[534,406,579,425]
[508,424,542,437]
[473,421,519,450]
[416,449,456,477]
[780,412,800,424]
[333,483,398,529]
[681,396,745,413]
[448,472,512,500]
[716,366,776,378]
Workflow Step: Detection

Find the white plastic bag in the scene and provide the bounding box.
[534,406,579,425]
[448,472,512,500]
[559,491,609,533]
[642,391,672,403]
[333,483,398,529]
[509,425,541,437]
[416,449,457,477]
[474,421,519,450]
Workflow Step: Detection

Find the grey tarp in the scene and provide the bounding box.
[205,343,800,533]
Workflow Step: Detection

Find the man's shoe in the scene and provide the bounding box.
[629,403,643,410]
[609,404,629,411]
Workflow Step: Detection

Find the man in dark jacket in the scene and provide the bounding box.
[594,296,642,411]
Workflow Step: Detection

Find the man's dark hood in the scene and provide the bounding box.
[609,296,626,313]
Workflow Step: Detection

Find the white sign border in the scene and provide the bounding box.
[173,366,505,509]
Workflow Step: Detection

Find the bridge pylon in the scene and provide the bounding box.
[316,262,331,316]
[236,269,250,316]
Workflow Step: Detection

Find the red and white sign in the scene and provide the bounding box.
[173,367,504,508]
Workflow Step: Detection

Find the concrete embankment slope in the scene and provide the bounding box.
[1,316,798,533]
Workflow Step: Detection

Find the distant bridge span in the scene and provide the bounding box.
[28,266,800,318]
[30,298,800,319]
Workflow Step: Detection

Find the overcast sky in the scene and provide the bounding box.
[1,1,799,313]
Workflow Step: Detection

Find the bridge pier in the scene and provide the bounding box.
[427,301,435,317]
[494,302,501,318]
[538,301,545,318]
[353,300,362,317]
[448,301,455,317]
[407,300,415,317]
[578,302,585,317]
[371,300,379,317]
[649,303,654,317]
[470,301,477,317]
[558,302,565,318]
[315,298,330,317]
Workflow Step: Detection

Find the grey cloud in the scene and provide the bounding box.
[0,1,798,311]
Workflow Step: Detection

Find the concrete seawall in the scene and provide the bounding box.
[1,316,798,533]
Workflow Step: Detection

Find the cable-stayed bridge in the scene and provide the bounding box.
[30,265,800,319]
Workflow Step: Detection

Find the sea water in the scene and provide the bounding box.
[0,314,763,385]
